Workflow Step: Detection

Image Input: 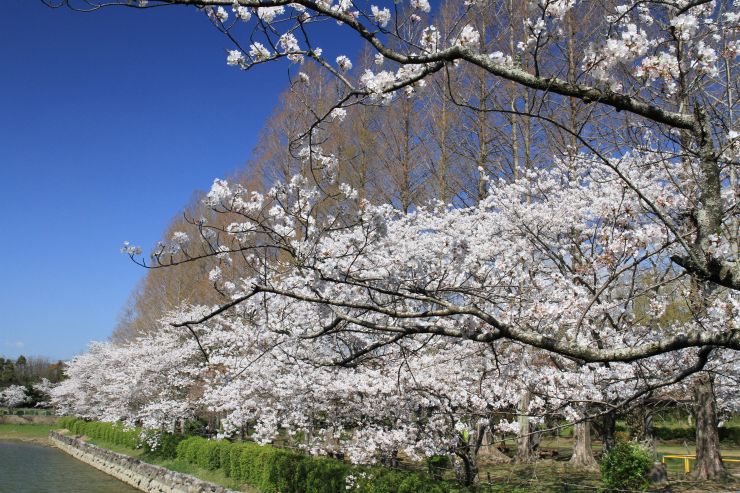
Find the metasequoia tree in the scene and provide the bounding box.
[51,0,739,480]
[113,167,269,341]
[59,0,737,317]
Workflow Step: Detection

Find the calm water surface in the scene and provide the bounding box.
[0,441,141,492]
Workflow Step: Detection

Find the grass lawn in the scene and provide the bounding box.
[0,422,57,443]
[472,436,740,493]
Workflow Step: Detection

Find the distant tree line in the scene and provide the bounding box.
[0,355,65,408]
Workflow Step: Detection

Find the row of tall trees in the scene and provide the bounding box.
[113,3,600,341]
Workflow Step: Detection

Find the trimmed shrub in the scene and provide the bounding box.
[651,424,740,445]
[264,450,308,493]
[398,473,447,493]
[355,469,403,493]
[59,417,141,449]
[653,425,694,441]
[352,468,450,493]
[304,457,348,493]
[176,436,204,465]
[200,439,224,470]
[228,444,244,479]
[600,442,652,492]
[154,432,184,459]
[175,438,451,493]
[238,442,266,485]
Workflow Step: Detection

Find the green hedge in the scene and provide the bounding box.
[175,436,449,493]
[652,424,740,444]
[155,431,185,459]
[721,427,740,444]
[60,418,452,492]
[59,417,141,449]
[58,417,184,458]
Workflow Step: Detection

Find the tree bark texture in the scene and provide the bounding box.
[516,390,534,463]
[600,411,617,454]
[570,420,598,469]
[477,427,512,464]
[691,373,727,480]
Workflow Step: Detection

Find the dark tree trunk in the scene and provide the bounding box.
[455,449,479,487]
[643,410,656,457]
[381,450,399,468]
[600,410,617,454]
[691,374,727,480]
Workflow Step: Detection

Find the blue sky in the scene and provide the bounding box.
[0,1,358,360]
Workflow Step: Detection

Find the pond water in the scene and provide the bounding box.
[0,441,141,492]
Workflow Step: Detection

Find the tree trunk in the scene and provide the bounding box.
[691,374,727,480]
[516,390,534,463]
[643,410,656,458]
[478,427,512,464]
[570,420,598,469]
[600,411,616,454]
[455,449,479,487]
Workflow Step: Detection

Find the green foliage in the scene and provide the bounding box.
[559,425,573,438]
[352,468,449,493]
[651,424,740,444]
[397,473,447,493]
[720,426,740,445]
[154,431,185,459]
[219,441,233,475]
[227,444,245,478]
[183,418,208,436]
[304,457,346,493]
[60,417,141,449]
[173,435,450,493]
[60,417,185,456]
[426,455,451,480]
[600,442,652,492]
[0,355,65,392]
[652,425,694,441]
[0,358,15,385]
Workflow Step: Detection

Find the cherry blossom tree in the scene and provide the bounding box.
[49,0,739,480]
[119,150,740,482]
[52,323,207,429]
[32,378,56,408]
[0,384,30,409]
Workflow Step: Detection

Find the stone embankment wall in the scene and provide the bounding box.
[49,431,239,493]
